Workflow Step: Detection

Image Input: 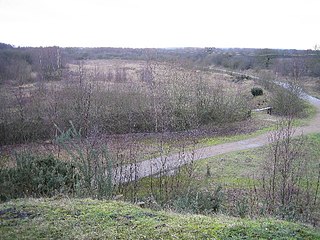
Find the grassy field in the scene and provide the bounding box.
[1,198,319,240]
[301,77,320,99]
[124,132,320,225]
[194,132,320,188]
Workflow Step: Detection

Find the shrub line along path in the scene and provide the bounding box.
[113,83,320,183]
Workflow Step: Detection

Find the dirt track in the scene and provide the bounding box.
[113,94,320,183]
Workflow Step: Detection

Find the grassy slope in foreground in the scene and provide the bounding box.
[0,198,319,240]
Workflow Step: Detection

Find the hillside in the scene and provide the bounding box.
[0,198,319,239]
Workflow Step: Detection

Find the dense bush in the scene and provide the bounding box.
[251,87,263,97]
[0,125,114,202]
[270,84,306,117]
[172,186,224,214]
[0,154,77,201]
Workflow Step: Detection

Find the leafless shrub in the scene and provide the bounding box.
[259,117,319,223]
[0,59,250,145]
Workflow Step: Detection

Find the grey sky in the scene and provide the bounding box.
[0,0,319,49]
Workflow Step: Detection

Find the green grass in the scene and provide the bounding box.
[199,125,274,147]
[192,133,320,190]
[200,100,317,147]
[307,132,320,150]
[193,148,265,189]
[0,198,319,240]
[135,121,275,164]
[128,133,320,206]
[134,97,317,164]
[294,101,317,126]
[136,111,318,164]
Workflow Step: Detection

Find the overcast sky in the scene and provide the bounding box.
[0,0,319,49]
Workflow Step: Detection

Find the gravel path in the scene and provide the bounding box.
[113,92,320,183]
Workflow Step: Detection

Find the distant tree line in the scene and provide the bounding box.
[2,43,319,80]
[0,43,65,84]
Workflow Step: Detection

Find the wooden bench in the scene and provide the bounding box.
[252,106,273,115]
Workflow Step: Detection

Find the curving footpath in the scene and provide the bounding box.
[113,92,320,183]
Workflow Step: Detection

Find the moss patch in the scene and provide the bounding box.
[1,198,319,240]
